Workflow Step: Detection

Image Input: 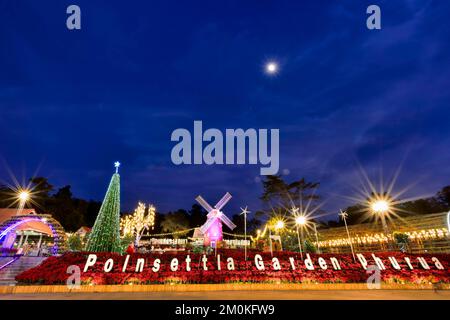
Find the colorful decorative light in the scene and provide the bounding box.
[120,202,155,245]
[85,164,122,253]
[0,216,62,255]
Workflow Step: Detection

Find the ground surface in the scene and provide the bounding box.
[1,289,450,300]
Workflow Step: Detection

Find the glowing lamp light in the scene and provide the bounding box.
[274,220,284,230]
[447,211,450,231]
[371,200,390,213]
[295,216,307,226]
[18,191,30,202]
[265,62,278,75]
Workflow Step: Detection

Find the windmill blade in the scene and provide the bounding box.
[219,213,237,230]
[214,192,232,210]
[200,217,216,234]
[195,195,214,212]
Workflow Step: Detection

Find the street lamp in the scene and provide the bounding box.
[269,220,285,256]
[295,215,306,260]
[275,220,285,230]
[371,200,390,214]
[265,61,279,75]
[295,216,306,226]
[339,210,356,261]
[447,211,450,232]
[239,206,250,261]
[18,191,30,202]
[16,189,31,215]
[313,223,321,254]
[369,195,393,250]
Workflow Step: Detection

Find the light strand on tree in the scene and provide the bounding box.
[85,171,122,253]
[120,202,156,245]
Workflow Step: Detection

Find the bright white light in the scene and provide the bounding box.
[265,62,278,74]
[371,200,389,213]
[295,216,307,225]
[275,220,284,230]
[447,211,450,231]
[18,191,30,202]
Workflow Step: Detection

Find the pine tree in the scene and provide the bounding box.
[86,163,122,253]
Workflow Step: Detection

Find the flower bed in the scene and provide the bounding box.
[15,250,450,285]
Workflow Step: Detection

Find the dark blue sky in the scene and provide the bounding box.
[1,1,450,220]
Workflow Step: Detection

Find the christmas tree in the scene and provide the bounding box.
[86,162,122,253]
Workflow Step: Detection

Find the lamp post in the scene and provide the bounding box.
[239,206,250,261]
[370,198,392,250]
[447,211,450,233]
[295,216,306,260]
[339,210,356,262]
[269,227,273,257]
[269,220,284,252]
[16,189,30,216]
[313,223,321,254]
[276,220,284,250]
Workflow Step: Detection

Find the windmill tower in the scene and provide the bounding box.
[195,192,236,247]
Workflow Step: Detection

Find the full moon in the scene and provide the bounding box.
[265,62,278,74]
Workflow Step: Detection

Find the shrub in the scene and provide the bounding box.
[67,234,83,251]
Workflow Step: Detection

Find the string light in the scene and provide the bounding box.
[318,227,449,248]
[148,228,196,237]
[85,164,122,253]
[120,202,156,245]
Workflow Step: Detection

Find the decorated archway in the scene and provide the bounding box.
[0,214,66,254]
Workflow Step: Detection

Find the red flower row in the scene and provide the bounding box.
[15,250,450,285]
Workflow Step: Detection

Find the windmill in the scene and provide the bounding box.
[195,192,236,246]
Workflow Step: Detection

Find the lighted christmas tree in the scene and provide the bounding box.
[85,162,122,253]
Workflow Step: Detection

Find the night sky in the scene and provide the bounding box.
[1,1,450,219]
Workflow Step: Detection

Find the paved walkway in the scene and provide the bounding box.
[1,289,450,300]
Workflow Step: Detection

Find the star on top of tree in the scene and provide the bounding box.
[114,161,121,173]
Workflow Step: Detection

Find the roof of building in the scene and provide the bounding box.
[0,208,36,225]
[75,226,91,234]
[192,227,205,238]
